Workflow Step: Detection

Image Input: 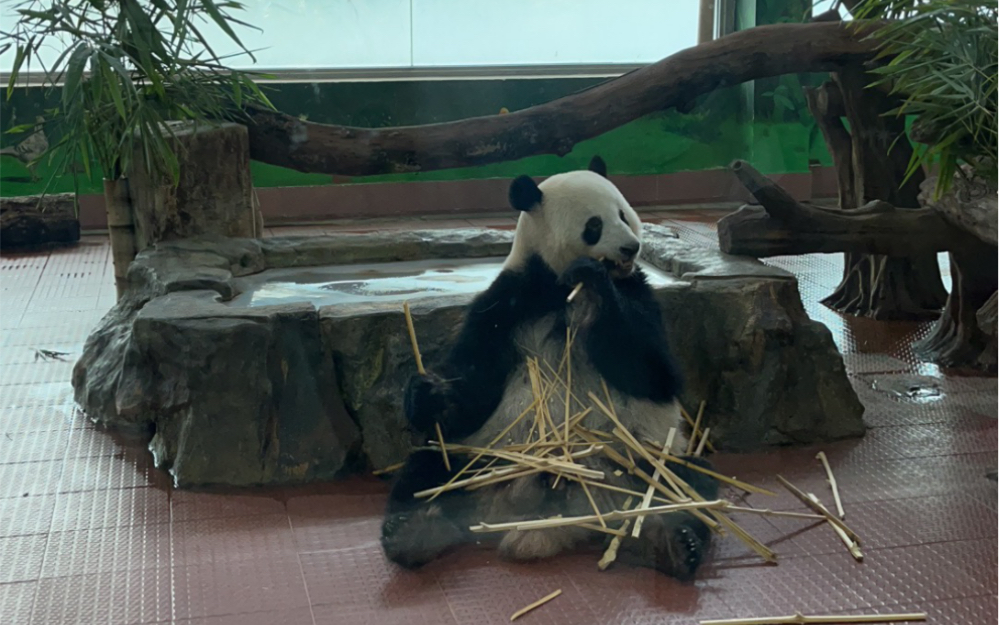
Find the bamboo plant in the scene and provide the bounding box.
[1,0,274,296]
[848,0,998,196]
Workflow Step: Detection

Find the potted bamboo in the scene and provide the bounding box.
[2,0,273,297]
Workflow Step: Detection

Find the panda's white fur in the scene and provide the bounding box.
[382,158,717,577]
[504,169,642,277]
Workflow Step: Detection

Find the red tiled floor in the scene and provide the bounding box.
[0,221,995,625]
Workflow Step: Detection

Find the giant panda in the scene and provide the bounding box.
[381,157,719,579]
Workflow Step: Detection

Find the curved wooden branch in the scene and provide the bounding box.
[719,160,974,257]
[244,22,878,176]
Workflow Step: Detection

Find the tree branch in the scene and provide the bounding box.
[718,160,974,257]
[243,22,878,176]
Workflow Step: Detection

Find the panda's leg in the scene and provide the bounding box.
[381,450,473,569]
[616,456,720,580]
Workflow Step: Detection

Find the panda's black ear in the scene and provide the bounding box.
[509,175,543,212]
[588,156,608,178]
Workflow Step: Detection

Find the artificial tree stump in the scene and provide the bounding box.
[810,71,946,321]
[719,160,998,372]
[0,194,80,249]
[127,121,261,253]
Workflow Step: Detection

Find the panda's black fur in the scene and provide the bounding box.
[381,157,718,579]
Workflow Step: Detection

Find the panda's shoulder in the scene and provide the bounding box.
[469,254,559,312]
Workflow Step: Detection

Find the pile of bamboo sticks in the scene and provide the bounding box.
[400,303,820,568]
[397,302,923,623]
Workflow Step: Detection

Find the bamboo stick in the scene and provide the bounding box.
[687,401,706,454]
[723,506,825,522]
[470,500,729,533]
[402,301,425,375]
[403,301,450,471]
[416,466,530,497]
[589,391,684,494]
[632,429,676,539]
[807,493,862,561]
[694,427,711,457]
[577,430,720,531]
[565,257,604,303]
[815,451,845,519]
[435,423,452,472]
[426,397,540,501]
[640,446,777,496]
[598,496,634,570]
[680,404,716,452]
[776,475,860,544]
[699,612,926,624]
[580,480,607,528]
[510,589,562,621]
[578,522,626,537]
[646,453,776,562]
[371,462,405,476]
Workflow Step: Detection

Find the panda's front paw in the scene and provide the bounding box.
[403,372,452,435]
[561,257,612,295]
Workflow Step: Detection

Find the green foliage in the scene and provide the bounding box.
[850,0,998,196]
[1,0,274,194]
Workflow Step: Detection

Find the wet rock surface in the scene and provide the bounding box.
[73,225,865,486]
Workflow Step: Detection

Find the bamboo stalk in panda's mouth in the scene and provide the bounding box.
[566,257,606,303]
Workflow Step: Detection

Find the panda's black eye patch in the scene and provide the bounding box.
[582,216,603,246]
[619,210,629,224]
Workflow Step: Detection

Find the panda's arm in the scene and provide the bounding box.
[586,270,682,403]
[405,256,564,439]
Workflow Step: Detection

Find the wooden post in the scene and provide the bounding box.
[103,178,137,300]
[698,0,716,44]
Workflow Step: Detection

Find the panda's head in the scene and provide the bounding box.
[504,156,642,279]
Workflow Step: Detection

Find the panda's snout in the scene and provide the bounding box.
[619,242,640,261]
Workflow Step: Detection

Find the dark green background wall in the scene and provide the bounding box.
[0,0,833,198]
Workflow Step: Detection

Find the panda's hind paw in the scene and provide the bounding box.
[668,524,706,581]
[381,508,464,569]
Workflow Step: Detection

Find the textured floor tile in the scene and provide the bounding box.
[289,493,383,554]
[172,513,296,566]
[433,550,598,625]
[170,490,286,522]
[0,493,56,537]
[0,343,81,366]
[0,383,74,409]
[789,543,992,612]
[0,211,996,625]
[302,548,457,625]
[40,523,171,577]
[63,425,133,458]
[565,552,733,624]
[0,580,37,624]
[734,451,997,513]
[769,493,997,557]
[826,596,998,625]
[180,607,316,625]
[0,459,64,498]
[0,533,47,583]
[57,453,169,493]
[867,421,998,459]
[925,537,998,593]
[172,554,311,620]
[50,486,170,532]
[0,404,86,434]
[0,428,71,464]
[31,566,172,625]
[0,359,76,386]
